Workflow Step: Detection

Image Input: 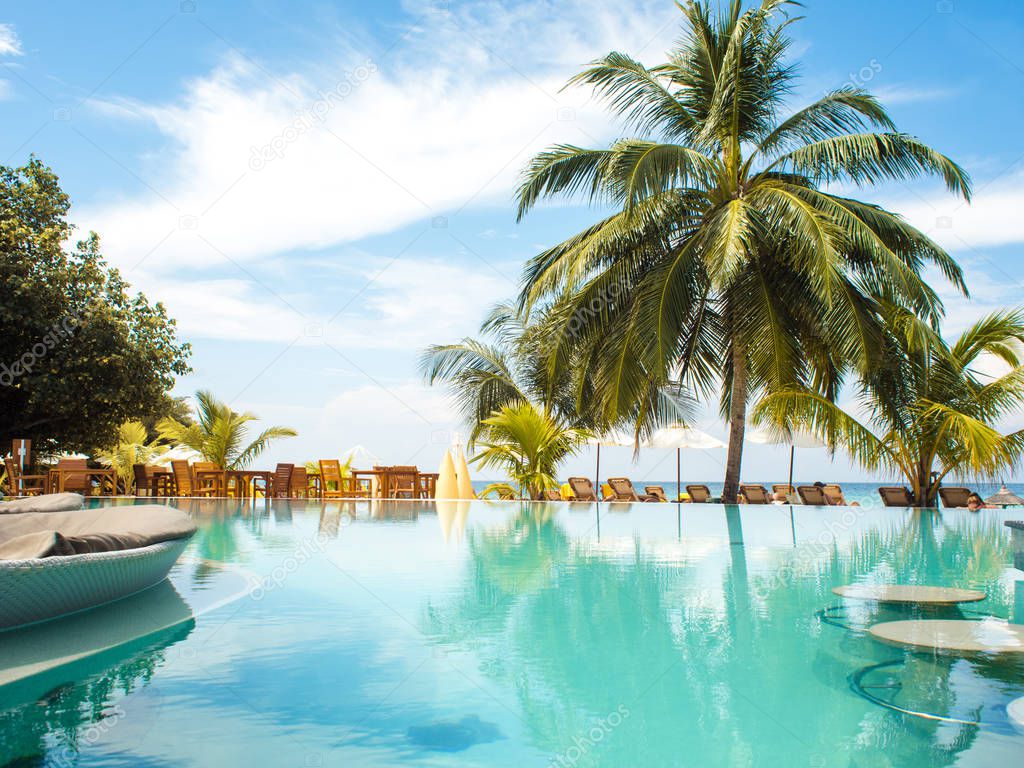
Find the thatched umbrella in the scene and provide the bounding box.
[985,484,1024,508]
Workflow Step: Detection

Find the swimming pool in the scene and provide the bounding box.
[1,499,1022,766]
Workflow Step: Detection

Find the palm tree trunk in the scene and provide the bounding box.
[722,341,748,504]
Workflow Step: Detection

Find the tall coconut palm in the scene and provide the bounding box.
[755,308,1024,507]
[157,390,296,470]
[471,402,592,500]
[513,0,970,501]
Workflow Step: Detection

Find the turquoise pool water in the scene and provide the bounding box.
[1,499,1023,766]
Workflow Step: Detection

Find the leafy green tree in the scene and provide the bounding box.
[470,402,591,499]
[513,0,969,501]
[157,390,297,469]
[756,308,1024,507]
[0,158,191,454]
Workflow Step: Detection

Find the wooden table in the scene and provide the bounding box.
[350,470,383,498]
[46,468,117,496]
[418,473,439,499]
[226,470,274,498]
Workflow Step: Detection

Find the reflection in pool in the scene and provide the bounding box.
[0,499,1022,766]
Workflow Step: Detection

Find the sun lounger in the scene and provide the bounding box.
[938,486,973,508]
[797,485,828,506]
[686,485,712,503]
[823,484,847,505]
[878,486,914,507]
[0,492,83,514]
[607,478,657,502]
[568,477,599,502]
[645,486,670,502]
[539,490,562,501]
[0,506,197,630]
[739,484,771,504]
[772,484,795,497]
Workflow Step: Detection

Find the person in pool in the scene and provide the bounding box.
[966,493,989,512]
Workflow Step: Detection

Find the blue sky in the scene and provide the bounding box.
[2,0,1023,484]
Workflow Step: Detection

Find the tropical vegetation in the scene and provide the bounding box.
[756,308,1024,507]
[508,0,970,501]
[0,158,191,454]
[469,402,592,500]
[157,390,296,469]
[94,420,168,493]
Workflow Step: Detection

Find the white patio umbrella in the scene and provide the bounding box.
[986,484,1024,508]
[151,446,203,467]
[587,430,635,501]
[650,426,726,502]
[746,427,826,493]
[340,444,381,469]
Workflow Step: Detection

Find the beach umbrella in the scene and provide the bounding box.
[985,484,1024,508]
[650,426,726,503]
[340,444,381,469]
[151,446,203,467]
[454,445,476,500]
[746,428,826,493]
[435,450,458,500]
[587,430,635,501]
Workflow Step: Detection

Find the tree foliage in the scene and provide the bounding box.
[513,0,969,500]
[0,158,191,454]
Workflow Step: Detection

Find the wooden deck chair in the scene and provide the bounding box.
[319,460,347,498]
[797,485,828,506]
[268,463,294,498]
[4,457,46,496]
[739,484,771,504]
[132,463,168,496]
[772,484,795,498]
[539,489,562,501]
[878,486,914,507]
[607,477,657,502]
[171,460,217,497]
[645,485,670,502]
[56,459,90,494]
[686,485,712,504]
[568,477,598,502]
[290,466,310,498]
[823,484,847,505]
[938,486,973,508]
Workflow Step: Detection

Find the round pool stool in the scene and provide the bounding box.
[1009,697,1024,735]
[833,584,986,605]
[868,618,1024,654]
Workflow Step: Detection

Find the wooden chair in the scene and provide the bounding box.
[4,457,46,496]
[568,477,598,502]
[823,484,847,506]
[268,463,294,498]
[385,466,419,499]
[879,486,914,507]
[132,463,169,496]
[686,485,713,504]
[772,484,795,498]
[171,460,219,497]
[938,486,973,508]
[797,485,828,506]
[645,485,670,502]
[319,460,349,499]
[739,484,771,504]
[417,473,438,499]
[290,466,310,498]
[53,459,91,494]
[607,478,657,502]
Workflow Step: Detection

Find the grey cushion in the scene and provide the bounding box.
[0,506,196,560]
[0,493,84,514]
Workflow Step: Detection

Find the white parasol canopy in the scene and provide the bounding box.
[650,426,725,503]
[435,450,459,500]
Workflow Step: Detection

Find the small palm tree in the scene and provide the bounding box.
[471,402,592,500]
[514,0,969,501]
[755,309,1024,506]
[157,390,296,469]
[94,420,167,493]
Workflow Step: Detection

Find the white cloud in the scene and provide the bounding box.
[872,84,955,105]
[75,0,679,277]
[0,23,22,56]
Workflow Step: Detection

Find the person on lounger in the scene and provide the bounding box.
[966,493,988,512]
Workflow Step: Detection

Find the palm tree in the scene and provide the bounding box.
[513,0,970,501]
[470,402,591,500]
[94,420,167,493]
[755,308,1024,506]
[157,390,296,469]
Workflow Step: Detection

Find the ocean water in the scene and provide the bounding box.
[1,498,1022,767]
